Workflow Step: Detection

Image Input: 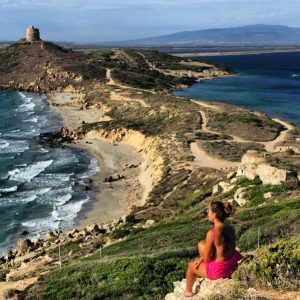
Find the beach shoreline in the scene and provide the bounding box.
[48,92,146,228]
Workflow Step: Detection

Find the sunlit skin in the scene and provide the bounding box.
[183,205,234,298]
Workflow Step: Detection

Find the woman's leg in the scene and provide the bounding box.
[184,260,207,296]
[198,240,205,257]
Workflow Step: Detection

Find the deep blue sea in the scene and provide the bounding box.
[174,52,300,125]
[0,91,99,254]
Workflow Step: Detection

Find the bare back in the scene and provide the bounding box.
[212,225,236,262]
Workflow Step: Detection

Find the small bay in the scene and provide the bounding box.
[174,51,300,126]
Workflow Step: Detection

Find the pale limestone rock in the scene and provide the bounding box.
[231,177,238,184]
[85,223,100,234]
[227,171,237,179]
[78,229,89,237]
[44,232,55,242]
[145,220,155,226]
[165,278,238,300]
[241,150,266,165]
[16,239,33,256]
[234,187,248,206]
[236,164,258,180]
[263,192,273,199]
[219,181,235,193]
[212,184,220,195]
[256,163,286,185]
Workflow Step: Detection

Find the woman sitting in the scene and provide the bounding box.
[184,200,243,299]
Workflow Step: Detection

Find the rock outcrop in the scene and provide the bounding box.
[165,278,239,300]
[237,150,298,186]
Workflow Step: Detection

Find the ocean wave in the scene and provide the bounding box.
[0,140,9,150]
[81,157,100,179]
[21,197,88,236]
[18,92,27,99]
[17,102,36,112]
[52,197,88,227]
[292,73,299,77]
[22,117,38,123]
[8,160,53,183]
[0,186,18,193]
[1,140,29,153]
[30,173,73,188]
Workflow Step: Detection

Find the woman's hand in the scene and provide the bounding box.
[194,258,203,269]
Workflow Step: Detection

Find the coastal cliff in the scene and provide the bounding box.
[0,41,299,299]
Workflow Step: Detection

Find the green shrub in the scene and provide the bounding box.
[233,237,300,290]
[28,256,188,300]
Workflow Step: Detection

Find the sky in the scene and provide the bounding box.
[0,0,300,42]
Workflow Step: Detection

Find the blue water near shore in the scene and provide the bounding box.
[0,91,99,254]
[174,52,300,126]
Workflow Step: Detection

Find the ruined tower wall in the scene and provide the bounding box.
[26,26,41,42]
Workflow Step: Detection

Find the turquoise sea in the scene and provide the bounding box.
[174,51,300,125]
[0,91,99,254]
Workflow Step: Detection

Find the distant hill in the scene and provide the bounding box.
[106,24,300,46]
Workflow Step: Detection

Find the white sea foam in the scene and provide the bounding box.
[8,160,53,182]
[0,186,18,193]
[0,140,9,150]
[23,117,38,123]
[18,92,27,99]
[1,140,29,153]
[21,197,88,236]
[292,73,299,77]
[81,157,100,179]
[52,197,88,227]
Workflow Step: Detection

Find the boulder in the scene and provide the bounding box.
[31,237,41,246]
[165,278,238,300]
[78,229,89,237]
[236,164,258,180]
[263,192,273,199]
[234,187,248,206]
[145,219,155,226]
[241,150,266,165]
[219,181,235,193]
[212,184,220,195]
[6,250,15,261]
[256,163,286,185]
[16,239,33,256]
[44,232,55,242]
[103,174,125,182]
[86,223,100,234]
[67,228,79,238]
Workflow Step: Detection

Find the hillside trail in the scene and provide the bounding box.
[190,100,295,170]
[109,91,149,108]
[106,69,150,108]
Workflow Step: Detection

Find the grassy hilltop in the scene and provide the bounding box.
[0,40,299,299]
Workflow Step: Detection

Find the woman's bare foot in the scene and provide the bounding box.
[183,291,194,299]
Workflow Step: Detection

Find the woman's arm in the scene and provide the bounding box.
[203,229,215,262]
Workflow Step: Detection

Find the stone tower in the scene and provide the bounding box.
[26,26,41,42]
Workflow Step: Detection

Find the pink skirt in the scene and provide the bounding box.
[205,250,243,280]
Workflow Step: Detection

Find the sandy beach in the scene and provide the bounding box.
[49,92,145,227]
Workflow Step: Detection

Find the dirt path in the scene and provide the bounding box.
[190,100,295,170]
[0,277,38,300]
[110,91,149,108]
[190,142,240,170]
